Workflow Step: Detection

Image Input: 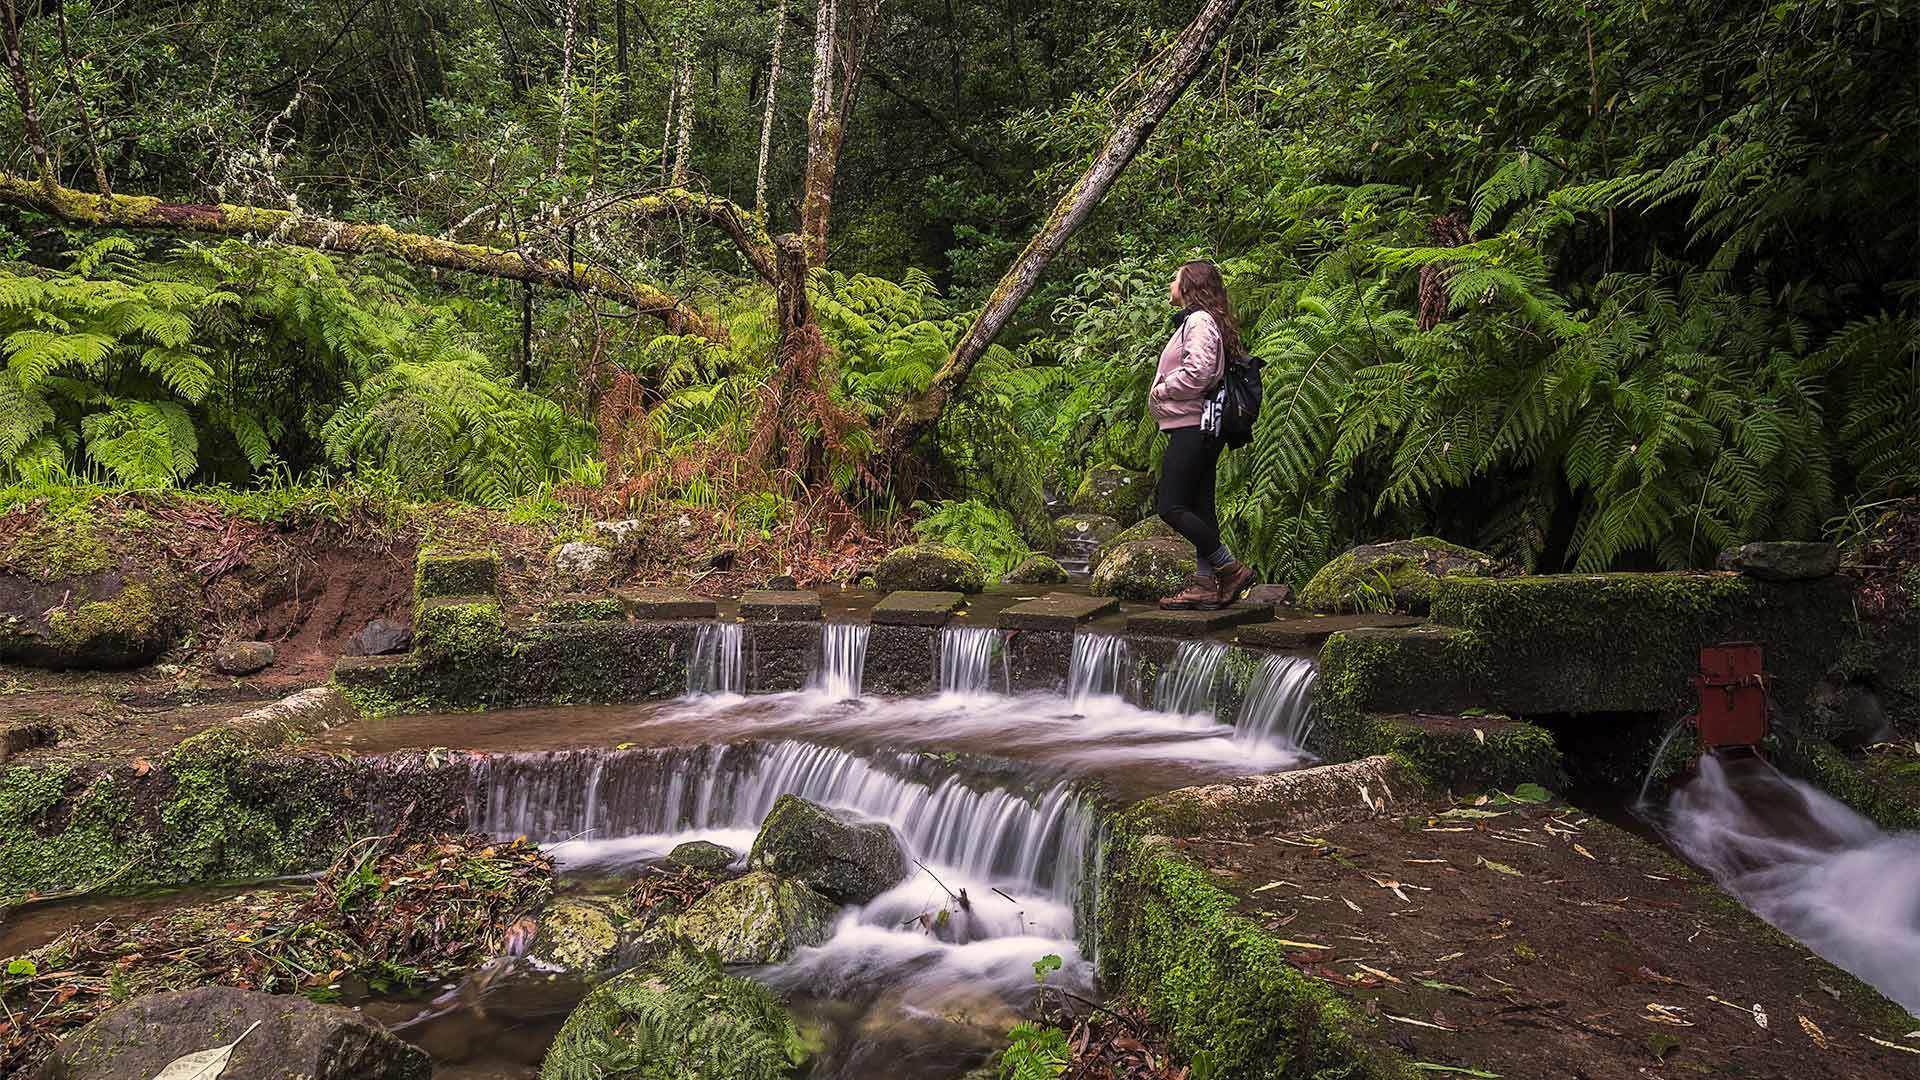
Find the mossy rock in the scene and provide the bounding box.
[0,506,114,582]
[1090,517,1180,573]
[412,596,505,666]
[528,896,626,977]
[415,547,500,600]
[872,543,987,594]
[1053,512,1122,552]
[668,839,739,871]
[671,870,837,965]
[1002,554,1070,585]
[1300,537,1504,615]
[546,593,627,622]
[1070,464,1154,526]
[540,952,808,1080]
[749,794,907,904]
[0,569,185,670]
[1090,538,1194,603]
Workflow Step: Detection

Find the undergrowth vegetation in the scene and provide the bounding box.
[0,0,1911,585]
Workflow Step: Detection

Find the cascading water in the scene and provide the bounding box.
[1154,640,1229,716]
[938,626,1007,697]
[1066,633,1133,709]
[814,622,870,700]
[467,740,1093,910]
[1657,753,1920,1014]
[685,621,744,696]
[1235,654,1317,749]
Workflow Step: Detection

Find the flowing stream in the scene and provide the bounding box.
[1655,753,1920,1014]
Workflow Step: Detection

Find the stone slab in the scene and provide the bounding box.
[1236,612,1424,649]
[614,587,717,620]
[997,592,1118,631]
[739,589,823,622]
[1125,603,1272,637]
[871,590,966,627]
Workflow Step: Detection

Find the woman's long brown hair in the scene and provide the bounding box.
[1176,260,1243,359]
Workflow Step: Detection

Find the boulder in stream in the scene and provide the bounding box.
[1053,512,1122,551]
[671,870,836,965]
[1069,464,1153,526]
[1300,536,1505,614]
[540,951,807,1080]
[526,896,625,977]
[44,985,431,1080]
[1090,538,1194,602]
[668,839,739,872]
[1002,553,1070,585]
[749,794,907,904]
[872,543,987,593]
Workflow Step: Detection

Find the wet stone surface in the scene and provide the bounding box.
[997,592,1117,631]
[1235,611,1424,649]
[1124,602,1272,636]
[739,588,823,622]
[1171,789,1919,1080]
[871,590,967,627]
[613,587,718,620]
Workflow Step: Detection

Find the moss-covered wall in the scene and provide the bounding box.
[1098,823,1413,1080]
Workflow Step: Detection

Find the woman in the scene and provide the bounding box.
[1148,260,1257,610]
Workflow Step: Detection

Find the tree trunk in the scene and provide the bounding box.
[615,0,630,115]
[1,0,54,188]
[886,0,1243,455]
[55,0,111,196]
[798,0,839,264]
[754,0,789,218]
[0,172,727,340]
[671,54,694,185]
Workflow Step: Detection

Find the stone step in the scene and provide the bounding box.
[997,593,1118,631]
[1124,603,1272,637]
[739,589,823,622]
[1235,612,1425,649]
[871,590,966,627]
[614,587,718,620]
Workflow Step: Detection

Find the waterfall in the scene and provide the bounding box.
[1235,654,1317,749]
[686,622,744,696]
[1066,633,1133,709]
[465,740,1094,904]
[1154,641,1229,716]
[939,626,1006,696]
[1660,754,1920,1013]
[813,622,870,700]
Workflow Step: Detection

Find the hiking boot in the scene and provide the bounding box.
[1215,561,1258,606]
[1159,575,1223,610]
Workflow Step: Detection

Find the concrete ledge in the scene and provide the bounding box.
[545,593,627,622]
[1317,624,1486,717]
[1125,603,1271,637]
[1317,710,1565,794]
[871,591,965,627]
[998,593,1116,631]
[1235,613,1422,649]
[614,587,717,620]
[740,589,823,622]
[1126,755,1414,837]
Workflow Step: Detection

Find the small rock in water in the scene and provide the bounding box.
[765,574,799,590]
[668,839,738,872]
[1243,582,1295,606]
[46,985,431,1080]
[348,617,411,656]
[1002,553,1070,585]
[212,639,275,675]
[750,794,907,904]
[672,870,836,964]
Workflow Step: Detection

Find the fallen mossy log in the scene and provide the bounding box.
[0,172,726,341]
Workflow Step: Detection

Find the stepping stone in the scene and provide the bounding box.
[1237,612,1425,649]
[740,589,822,622]
[615,587,718,620]
[998,593,1118,632]
[871,590,966,627]
[1125,603,1272,637]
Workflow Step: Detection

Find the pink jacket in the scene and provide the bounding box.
[1148,309,1222,430]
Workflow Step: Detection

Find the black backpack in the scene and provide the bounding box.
[1201,352,1265,448]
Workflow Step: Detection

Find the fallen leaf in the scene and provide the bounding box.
[1867,1035,1920,1055]
[1438,808,1508,820]
[1387,1012,1455,1031]
[1343,896,1362,913]
[1478,857,1523,877]
[1273,939,1332,950]
[1799,1015,1828,1049]
[1420,979,1473,995]
[150,1020,261,1080]
[1572,844,1595,860]
[1354,963,1402,984]
[1473,728,1486,744]
[1410,1062,1497,1077]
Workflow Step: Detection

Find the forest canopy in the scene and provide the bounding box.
[0,0,1914,583]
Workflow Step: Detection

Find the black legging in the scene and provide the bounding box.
[1157,427,1224,561]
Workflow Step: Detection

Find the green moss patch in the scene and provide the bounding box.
[1299,536,1502,615]
[414,547,500,600]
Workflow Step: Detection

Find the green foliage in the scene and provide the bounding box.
[910,499,1030,577]
[998,1023,1070,1080]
